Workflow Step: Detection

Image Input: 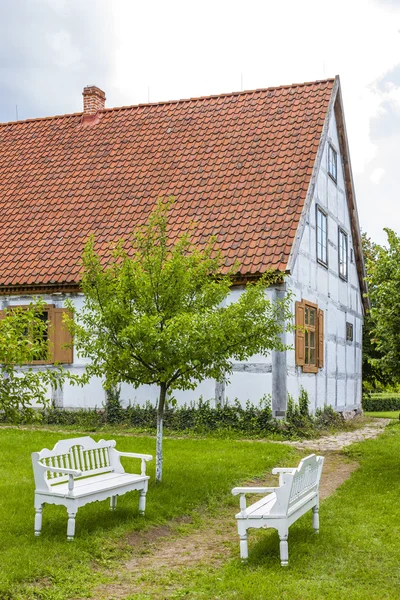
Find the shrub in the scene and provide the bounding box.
[362,393,400,412]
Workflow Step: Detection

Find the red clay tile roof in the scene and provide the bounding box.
[0,78,335,289]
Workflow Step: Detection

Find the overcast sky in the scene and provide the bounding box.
[0,0,399,245]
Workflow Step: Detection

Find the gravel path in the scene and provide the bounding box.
[282,418,391,452]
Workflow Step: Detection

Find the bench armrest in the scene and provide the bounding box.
[232,486,277,514]
[232,487,277,496]
[37,461,82,494]
[116,452,153,461]
[116,451,153,476]
[271,467,296,474]
[37,461,83,477]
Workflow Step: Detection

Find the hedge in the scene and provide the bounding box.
[362,393,400,412]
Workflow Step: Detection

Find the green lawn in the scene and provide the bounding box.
[365,411,400,419]
[0,428,294,599]
[2,424,400,600]
[140,422,400,600]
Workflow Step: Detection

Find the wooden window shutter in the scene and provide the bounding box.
[295,301,305,366]
[318,308,324,368]
[53,309,73,364]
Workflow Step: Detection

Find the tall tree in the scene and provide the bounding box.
[67,200,293,482]
[361,232,389,389]
[366,228,400,385]
[0,301,64,422]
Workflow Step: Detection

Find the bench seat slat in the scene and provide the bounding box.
[48,472,148,498]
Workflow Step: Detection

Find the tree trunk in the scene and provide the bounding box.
[156,382,167,483]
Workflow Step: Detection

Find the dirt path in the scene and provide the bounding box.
[91,452,360,600]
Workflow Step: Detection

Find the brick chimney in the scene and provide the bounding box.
[82,86,106,114]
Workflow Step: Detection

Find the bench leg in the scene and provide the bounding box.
[239,533,248,561]
[67,511,77,541]
[34,506,43,537]
[110,496,117,511]
[279,530,289,567]
[139,490,146,515]
[312,505,319,533]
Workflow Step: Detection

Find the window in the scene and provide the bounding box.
[328,144,337,182]
[295,300,324,373]
[338,228,348,280]
[346,322,353,342]
[0,305,73,364]
[316,206,328,266]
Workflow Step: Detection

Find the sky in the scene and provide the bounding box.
[0,0,399,245]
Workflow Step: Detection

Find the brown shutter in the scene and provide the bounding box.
[53,309,73,364]
[295,301,305,366]
[318,308,324,368]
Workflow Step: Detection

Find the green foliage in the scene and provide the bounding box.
[67,199,293,395]
[38,396,276,436]
[66,198,293,479]
[361,232,390,389]
[3,390,352,440]
[284,388,344,436]
[365,229,400,386]
[104,385,123,424]
[362,392,400,412]
[0,300,67,423]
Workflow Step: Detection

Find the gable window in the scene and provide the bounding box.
[295,300,324,373]
[346,322,353,342]
[1,305,73,365]
[328,144,337,182]
[338,228,348,280]
[316,206,328,266]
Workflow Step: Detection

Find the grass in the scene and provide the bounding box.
[365,411,400,419]
[3,423,400,599]
[137,422,400,600]
[0,427,294,599]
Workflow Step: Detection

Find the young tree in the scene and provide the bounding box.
[67,200,293,482]
[366,228,400,384]
[0,301,64,422]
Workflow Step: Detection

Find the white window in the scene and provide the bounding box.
[339,228,348,280]
[328,144,337,182]
[316,206,327,266]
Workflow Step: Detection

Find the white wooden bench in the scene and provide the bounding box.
[232,454,324,566]
[32,436,153,540]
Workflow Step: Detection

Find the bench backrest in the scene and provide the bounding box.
[273,454,324,515]
[32,436,123,492]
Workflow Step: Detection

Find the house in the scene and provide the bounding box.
[0,76,367,415]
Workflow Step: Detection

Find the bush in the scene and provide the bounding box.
[2,390,357,439]
[362,393,400,412]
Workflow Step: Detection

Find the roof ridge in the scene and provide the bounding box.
[0,77,336,127]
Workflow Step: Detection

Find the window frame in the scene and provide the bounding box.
[316,205,328,268]
[303,300,318,373]
[338,227,348,281]
[295,299,324,374]
[328,143,338,183]
[346,322,354,342]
